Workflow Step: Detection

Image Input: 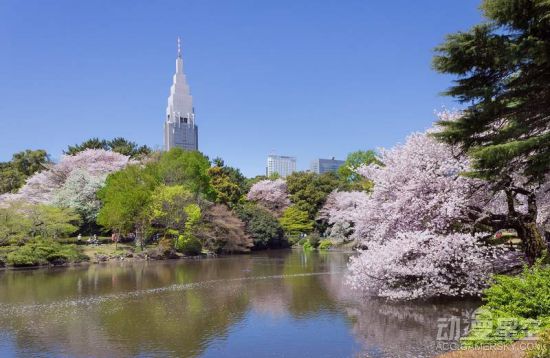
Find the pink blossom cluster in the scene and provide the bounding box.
[317,112,540,299]
[318,190,369,242]
[347,231,500,300]
[353,131,492,244]
[0,149,131,204]
[247,179,291,214]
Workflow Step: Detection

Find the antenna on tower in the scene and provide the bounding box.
[177,37,182,58]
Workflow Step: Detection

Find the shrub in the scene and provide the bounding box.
[235,203,286,249]
[318,239,333,250]
[287,235,300,246]
[527,329,550,358]
[462,263,550,347]
[46,253,70,265]
[158,237,174,255]
[307,234,320,248]
[6,239,83,267]
[297,238,307,246]
[176,235,202,256]
[302,240,313,251]
[7,248,42,267]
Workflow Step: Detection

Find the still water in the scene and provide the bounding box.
[0,250,478,357]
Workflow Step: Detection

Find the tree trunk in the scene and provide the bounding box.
[470,182,546,266]
[506,185,545,265]
[516,220,546,265]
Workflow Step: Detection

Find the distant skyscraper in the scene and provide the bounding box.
[310,157,345,174]
[267,155,296,178]
[164,37,198,151]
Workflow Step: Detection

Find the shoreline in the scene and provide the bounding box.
[0,246,353,271]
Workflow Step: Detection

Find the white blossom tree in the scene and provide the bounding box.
[53,169,107,225]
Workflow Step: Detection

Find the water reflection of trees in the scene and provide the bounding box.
[0,251,349,357]
[320,269,481,357]
[0,251,478,357]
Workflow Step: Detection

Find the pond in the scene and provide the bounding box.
[0,250,479,357]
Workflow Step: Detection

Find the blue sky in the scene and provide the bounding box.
[0,0,482,177]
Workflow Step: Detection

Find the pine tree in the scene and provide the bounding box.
[433,0,550,262]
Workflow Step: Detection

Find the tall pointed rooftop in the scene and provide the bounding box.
[166,37,193,122]
[164,37,198,151]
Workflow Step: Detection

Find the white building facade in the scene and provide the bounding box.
[164,38,198,151]
[267,155,297,178]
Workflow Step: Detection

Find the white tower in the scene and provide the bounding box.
[164,37,198,151]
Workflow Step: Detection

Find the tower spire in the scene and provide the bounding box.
[177,36,182,58]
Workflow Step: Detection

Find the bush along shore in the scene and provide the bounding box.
[0,238,224,269]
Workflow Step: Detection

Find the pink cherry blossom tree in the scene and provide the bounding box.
[247,179,290,215]
[317,190,369,243]
[0,149,131,205]
[347,231,509,300]
[352,130,494,245]
[331,113,542,299]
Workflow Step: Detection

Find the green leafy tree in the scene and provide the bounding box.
[279,205,314,236]
[175,203,202,255]
[26,204,81,239]
[0,149,50,194]
[97,164,158,239]
[236,203,285,249]
[338,150,382,191]
[156,148,213,197]
[0,164,23,195]
[146,185,193,235]
[0,202,32,245]
[207,162,247,207]
[286,171,340,219]
[11,149,51,177]
[433,0,550,262]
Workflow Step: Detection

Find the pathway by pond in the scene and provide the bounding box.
[0,250,479,357]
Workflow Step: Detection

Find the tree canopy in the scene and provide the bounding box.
[279,205,314,236]
[65,137,151,158]
[286,171,340,219]
[207,160,247,207]
[433,0,550,184]
[338,150,382,190]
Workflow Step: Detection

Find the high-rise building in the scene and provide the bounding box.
[310,157,345,174]
[267,155,296,178]
[164,37,198,151]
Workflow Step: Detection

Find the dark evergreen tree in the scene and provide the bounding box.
[65,137,151,158]
[0,149,51,194]
[433,0,550,262]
